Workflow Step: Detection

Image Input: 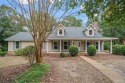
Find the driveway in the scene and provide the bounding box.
[85,54,125,77]
[43,54,112,83]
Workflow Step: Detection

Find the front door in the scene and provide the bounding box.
[74,41,81,51]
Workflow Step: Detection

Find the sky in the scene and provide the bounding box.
[0,0,88,25]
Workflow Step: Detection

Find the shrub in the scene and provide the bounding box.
[0,46,7,52]
[68,45,78,56]
[121,45,125,55]
[112,44,122,54]
[0,52,6,57]
[14,48,24,56]
[24,45,35,65]
[60,52,66,57]
[87,45,96,56]
[104,42,109,50]
[24,45,35,55]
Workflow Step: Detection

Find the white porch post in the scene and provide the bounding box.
[102,41,104,51]
[98,40,100,53]
[85,40,87,53]
[60,40,61,52]
[47,41,48,53]
[110,40,112,53]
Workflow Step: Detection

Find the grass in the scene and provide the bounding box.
[14,63,50,83]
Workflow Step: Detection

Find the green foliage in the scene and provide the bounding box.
[112,45,122,54]
[112,45,125,55]
[60,52,66,57]
[23,45,35,65]
[14,63,50,83]
[121,45,125,55]
[14,48,24,56]
[14,45,35,56]
[68,45,78,56]
[0,46,7,56]
[87,45,96,56]
[104,42,109,50]
[0,46,7,52]
[23,45,35,55]
[85,0,125,43]
[0,52,6,57]
[61,16,83,27]
[0,5,25,46]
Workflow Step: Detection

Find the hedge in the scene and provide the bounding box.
[112,44,125,55]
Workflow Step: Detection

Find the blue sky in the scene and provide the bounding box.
[0,0,88,25]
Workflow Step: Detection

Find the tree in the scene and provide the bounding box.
[61,16,83,27]
[0,5,25,46]
[83,0,125,43]
[7,0,85,63]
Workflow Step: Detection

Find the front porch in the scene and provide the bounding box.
[46,39,113,53]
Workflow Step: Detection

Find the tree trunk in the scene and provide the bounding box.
[35,42,43,63]
[36,54,42,63]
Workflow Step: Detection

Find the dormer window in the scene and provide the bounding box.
[59,29,62,35]
[89,30,92,35]
[58,29,64,36]
[57,24,65,36]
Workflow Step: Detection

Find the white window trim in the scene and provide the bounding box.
[53,41,58,50]
[57,28,64,36]
[63,41,68,50]
[89,30,93,36]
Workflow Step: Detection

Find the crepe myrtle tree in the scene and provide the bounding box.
[7,0,86,63]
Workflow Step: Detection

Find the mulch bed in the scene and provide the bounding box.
[0,64,29,83]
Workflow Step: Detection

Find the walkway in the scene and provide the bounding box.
[80,56,125,83]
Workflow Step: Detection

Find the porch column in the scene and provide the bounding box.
[98,40,100,53]
[60,40,61,52]
[110,40,112,53]
[85,40,87,53]
[47,41,48,53]
[102,41,104,51]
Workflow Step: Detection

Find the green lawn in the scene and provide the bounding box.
[14,63,50,83]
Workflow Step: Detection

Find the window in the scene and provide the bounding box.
[89,30,92,35]
[87,42,91,47]
[53,41,58,50]
[63,41,68,50]
[59,29,62,35]
[16,41,19,48]
[95,42,98,49]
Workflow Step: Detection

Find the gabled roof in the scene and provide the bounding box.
[83,24,96,32]
[5,24,118,41]
[47,26,102,39]
[5,32,33,41]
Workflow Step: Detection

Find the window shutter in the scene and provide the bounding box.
[13,42,16,50]
[58,41,60,50]
[52,41,53,50]
[19,42,22,48]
